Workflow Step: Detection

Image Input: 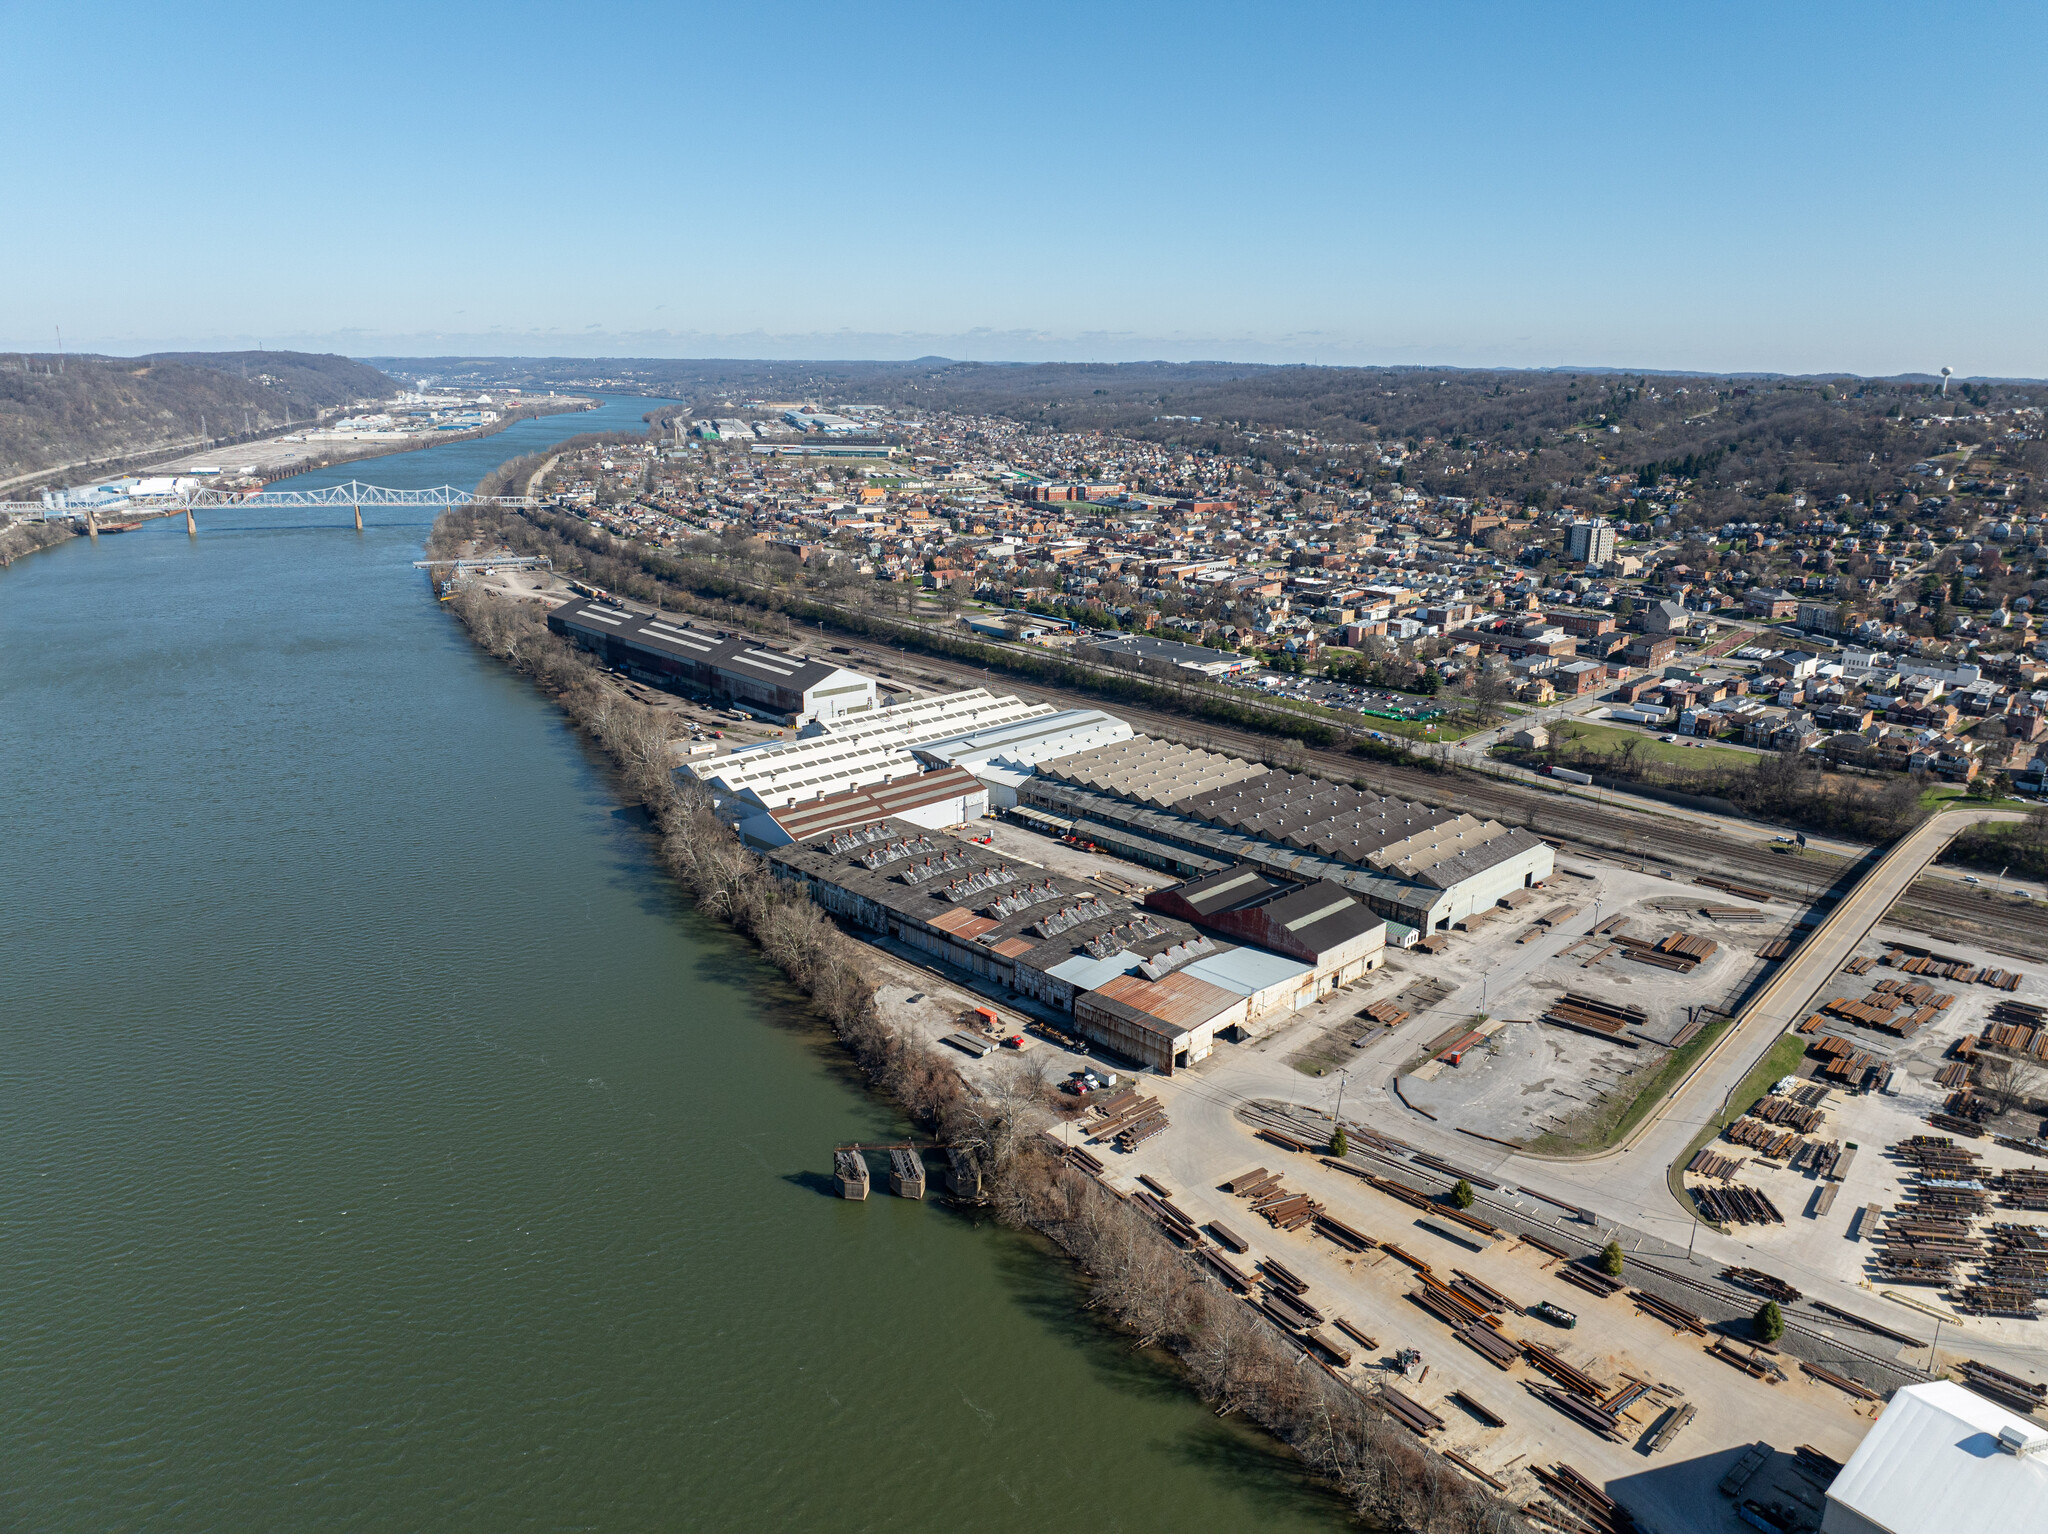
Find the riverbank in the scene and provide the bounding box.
[426,509,1517,1534]
[0,518,77,567]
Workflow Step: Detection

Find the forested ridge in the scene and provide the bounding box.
[0,350,395,487]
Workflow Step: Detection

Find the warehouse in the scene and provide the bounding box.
[1073,968,1246,1073]
[548,600,878,725]
[693,688,1047,807]
[1017,749,1552,931]
[793,688,1051,745]
[1146,865,1387,1000]
[763,819,1327,1072]
[764,816,1200,999]
[732,766,989,848]
[1823,1381,2048,1534]
[1035,735,1269,807]
[909,707,1134,807]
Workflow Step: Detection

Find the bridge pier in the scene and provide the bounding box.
[185,505,197,537]
[354,502,362,532]
[86,510,99,541]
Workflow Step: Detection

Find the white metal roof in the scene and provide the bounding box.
[1182,947,1312,996]
[1046,950,1143,991]
[691,689,1047,804]
[1826,1381,2048,1534]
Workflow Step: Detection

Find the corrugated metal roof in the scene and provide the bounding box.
[768,767,983,839]
[929,908,998,939]
[1827,1382,2048,1534]
[1183,947,1312,996]
[1047,950,1142,991]
[1091,970,1241,1028]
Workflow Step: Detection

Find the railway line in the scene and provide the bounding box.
[824,627,2048,958]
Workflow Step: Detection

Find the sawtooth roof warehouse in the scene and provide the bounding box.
[578,614,1557,1069]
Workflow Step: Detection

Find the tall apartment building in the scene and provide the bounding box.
[1567,519,1616,566]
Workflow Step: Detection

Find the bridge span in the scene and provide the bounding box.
[2,481,543,534]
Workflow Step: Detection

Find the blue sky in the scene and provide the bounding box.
[5,1,2043,375]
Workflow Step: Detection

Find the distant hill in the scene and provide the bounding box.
[0,351,396,490]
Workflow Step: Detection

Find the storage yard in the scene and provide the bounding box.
[609,646,2048,1533]
[1313,861,1788,1150]
[830,818,2048,1534]
[1078,1098,1880,1534]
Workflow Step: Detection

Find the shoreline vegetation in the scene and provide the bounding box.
[425,503,1521,1534]
[0,518,77,567]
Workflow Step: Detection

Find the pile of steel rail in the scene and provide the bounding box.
[1525,1384,1625,1442]
[1706,1339,1786,1382]
[1555,1262,1626,1299]
[1697,902,1766,923]
[1084,1092,1168,1151]
[1725,1117,1800,1158]
[1809,1033,1884,1087]
[1885,948,2024,989]
[1690,1183,1784,1225]
[1994,1169,2048,1211]
[1612,931,1718,973]
[1251,1183,1321,1231]
[1539,993,1647,1045]
[1628,1289,1709,1335]
[1132,1188,1203,1250]
[1521,1338,1608,1399]
[1958,1358,2048,1414]
[1379,1382,1444,1436]
[1687,1147,1747,1179]
[1800,1360,1879,1400]
[1954,1284,2040,1316]
[1698,875,1774,902]
[1720,1266,1802,1303]
[1789,1138,1843,1177]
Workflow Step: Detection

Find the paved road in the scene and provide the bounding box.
[1540,804,2024,1170]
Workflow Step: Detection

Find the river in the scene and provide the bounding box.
[0,396,1349,1532]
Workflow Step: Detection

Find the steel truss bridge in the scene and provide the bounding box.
[1,481,542,529]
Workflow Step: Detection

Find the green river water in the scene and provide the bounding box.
[0,398,1350,1532]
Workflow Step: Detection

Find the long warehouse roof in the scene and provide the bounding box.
[552,601,855,694]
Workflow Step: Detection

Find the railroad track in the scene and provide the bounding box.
[828,629,2048,955]
[1239,1105,1929,1391]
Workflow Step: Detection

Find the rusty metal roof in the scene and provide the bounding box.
[1089,969,1241,1029]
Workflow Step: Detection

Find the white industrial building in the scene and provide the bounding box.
[1823,1381,2048,1534]
[688,688,1048,809]
[732,767,990,849]
[795,688,1051,745]
[910,708,1134,807]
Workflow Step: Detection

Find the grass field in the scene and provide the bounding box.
[1497,719,1756,772]
[1662,1030,1811,1226]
